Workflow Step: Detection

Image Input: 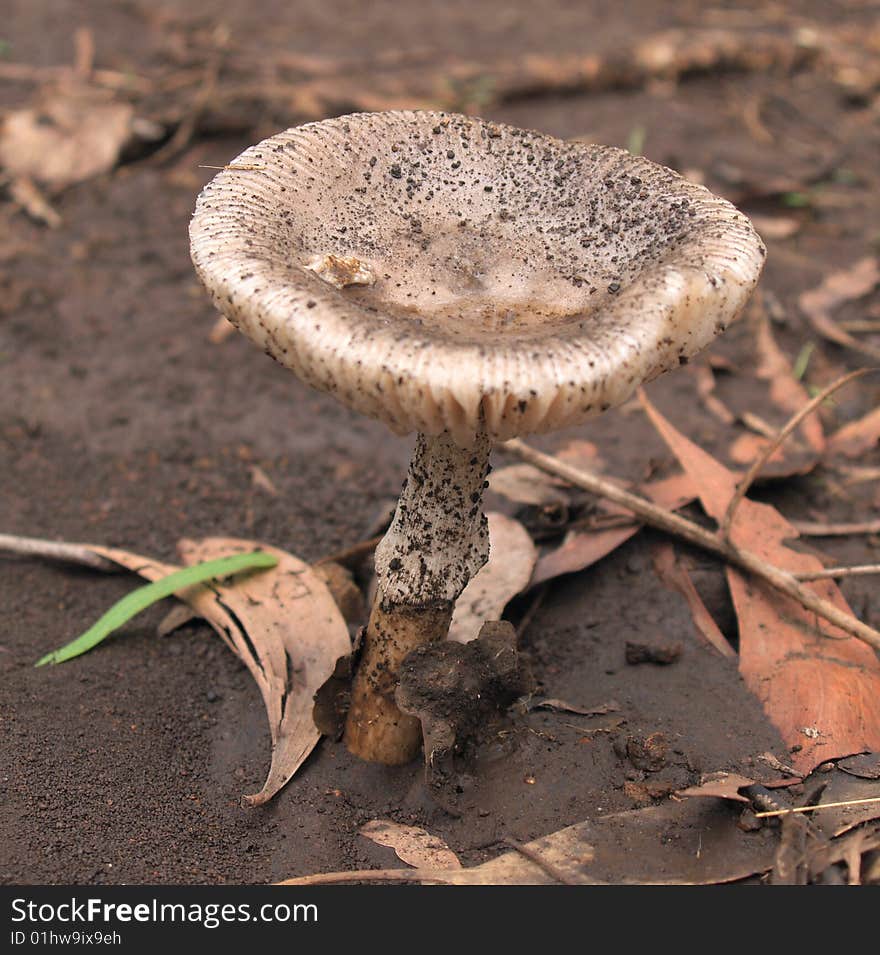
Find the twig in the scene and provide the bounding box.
[794,564,880,582]
[755,796,880,819]
[315,535,383,567]
[504,439,880,653]
[0,533,120,573]
[792,519,880,537]
[721,368,872,538]
[276,868,426,886]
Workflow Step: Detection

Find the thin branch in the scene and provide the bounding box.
[504,439,880,653]
[315,534,383,567]
[794,564,880,582]
[721,368,873,538]
[755,796,880,819]
[276,868,440,886]
[0,533,120,573]
[792,519,880,537]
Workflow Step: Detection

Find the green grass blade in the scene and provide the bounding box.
[35,550,278,667]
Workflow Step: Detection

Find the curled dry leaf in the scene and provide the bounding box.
[448,513,537,643]
[641,393,880,775]
[0,89,134,190]
[799,257,880,362]
[89,537,351,805]
[651,542,735,659]
[359,820,461,869]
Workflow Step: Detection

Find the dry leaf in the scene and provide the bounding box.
[448,513,536,643]
[530,473,696,586]
[651,542,736,659]
[528,698,619,716]
[837,753,880,780]
[488,463,569,507]
[0,89,134,190]
[799,257,880,362]
[284,798,778,885]
[641,392,880,775]
[807,771,880,838]
[359,820,461,869]
[90,537,350,805]
[827,407,880,459]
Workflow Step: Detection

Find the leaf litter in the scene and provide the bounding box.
[640,392,880,775]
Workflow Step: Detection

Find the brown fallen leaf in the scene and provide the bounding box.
[641,393,880,775]
[0,88,134,190]
[799,257,880,362]
[677,772,756,803]
[90,537,351,805]
[448,513,536,643]
[281,797,778,885]
[651,542,736,659]
[359,820,461,869]
[528,698,619,716]
[530,472,696,587]
[827,406,880,459]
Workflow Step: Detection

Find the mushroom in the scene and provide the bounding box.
[189,110,765,765]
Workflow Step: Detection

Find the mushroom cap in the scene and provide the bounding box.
[190,110,764,445]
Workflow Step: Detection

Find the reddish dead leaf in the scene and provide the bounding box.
[91,537,351,805]
[531,472,696,586]
[448,513,536,643]
[799,257,880,362]
[360,820,461,869]
[728,431,818,480]
[651,542,735,659]
[641,392,880,775]
[827,406,880,459]
[753,308,825,454]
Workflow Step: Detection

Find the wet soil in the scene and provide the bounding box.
[2,0,879,884]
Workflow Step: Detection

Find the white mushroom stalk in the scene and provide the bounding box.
[189,109,766,766]
[345,429,491,762]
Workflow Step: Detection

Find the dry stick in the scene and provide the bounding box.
[793,519,880,537]
[755,796,880,819]
[503,439,880,653]
[277,868,453,886]
[0,533,119,573]
[795,565,880,582]
[721,368,874,538]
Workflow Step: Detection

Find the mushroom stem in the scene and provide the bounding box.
[344,429,491,764]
